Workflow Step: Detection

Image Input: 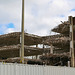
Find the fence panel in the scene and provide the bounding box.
[0,63,75,75]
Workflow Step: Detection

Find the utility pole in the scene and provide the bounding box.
[69,16,74,67]
[20,0,24,63]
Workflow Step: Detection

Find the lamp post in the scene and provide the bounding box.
[20,0,24,63]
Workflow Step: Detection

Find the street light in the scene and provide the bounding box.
[20,0,24,64]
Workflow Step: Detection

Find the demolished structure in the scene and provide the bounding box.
[0,16,75,67]
[0,32,50,63]
[40,16,75,67]
[40,21,70,66]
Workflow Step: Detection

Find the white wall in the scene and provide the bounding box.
[0,63,75,75]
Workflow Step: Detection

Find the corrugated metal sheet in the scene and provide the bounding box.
[0,63,75,75]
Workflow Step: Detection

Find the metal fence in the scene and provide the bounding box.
[0,63,75,75]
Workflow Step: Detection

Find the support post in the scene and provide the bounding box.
[50,44,53,54]
[69,16,74,67]
[43,44,45,55]
[32,56,33,59]
[68,61,70,67]
[36,55,38,59]
[36,44,38,48]
[20,0,24,64]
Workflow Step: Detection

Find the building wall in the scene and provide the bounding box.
[0,63,75,75]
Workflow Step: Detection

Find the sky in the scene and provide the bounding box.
[0,0,75,36]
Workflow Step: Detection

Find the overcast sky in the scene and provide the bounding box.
[0,0,75,36]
